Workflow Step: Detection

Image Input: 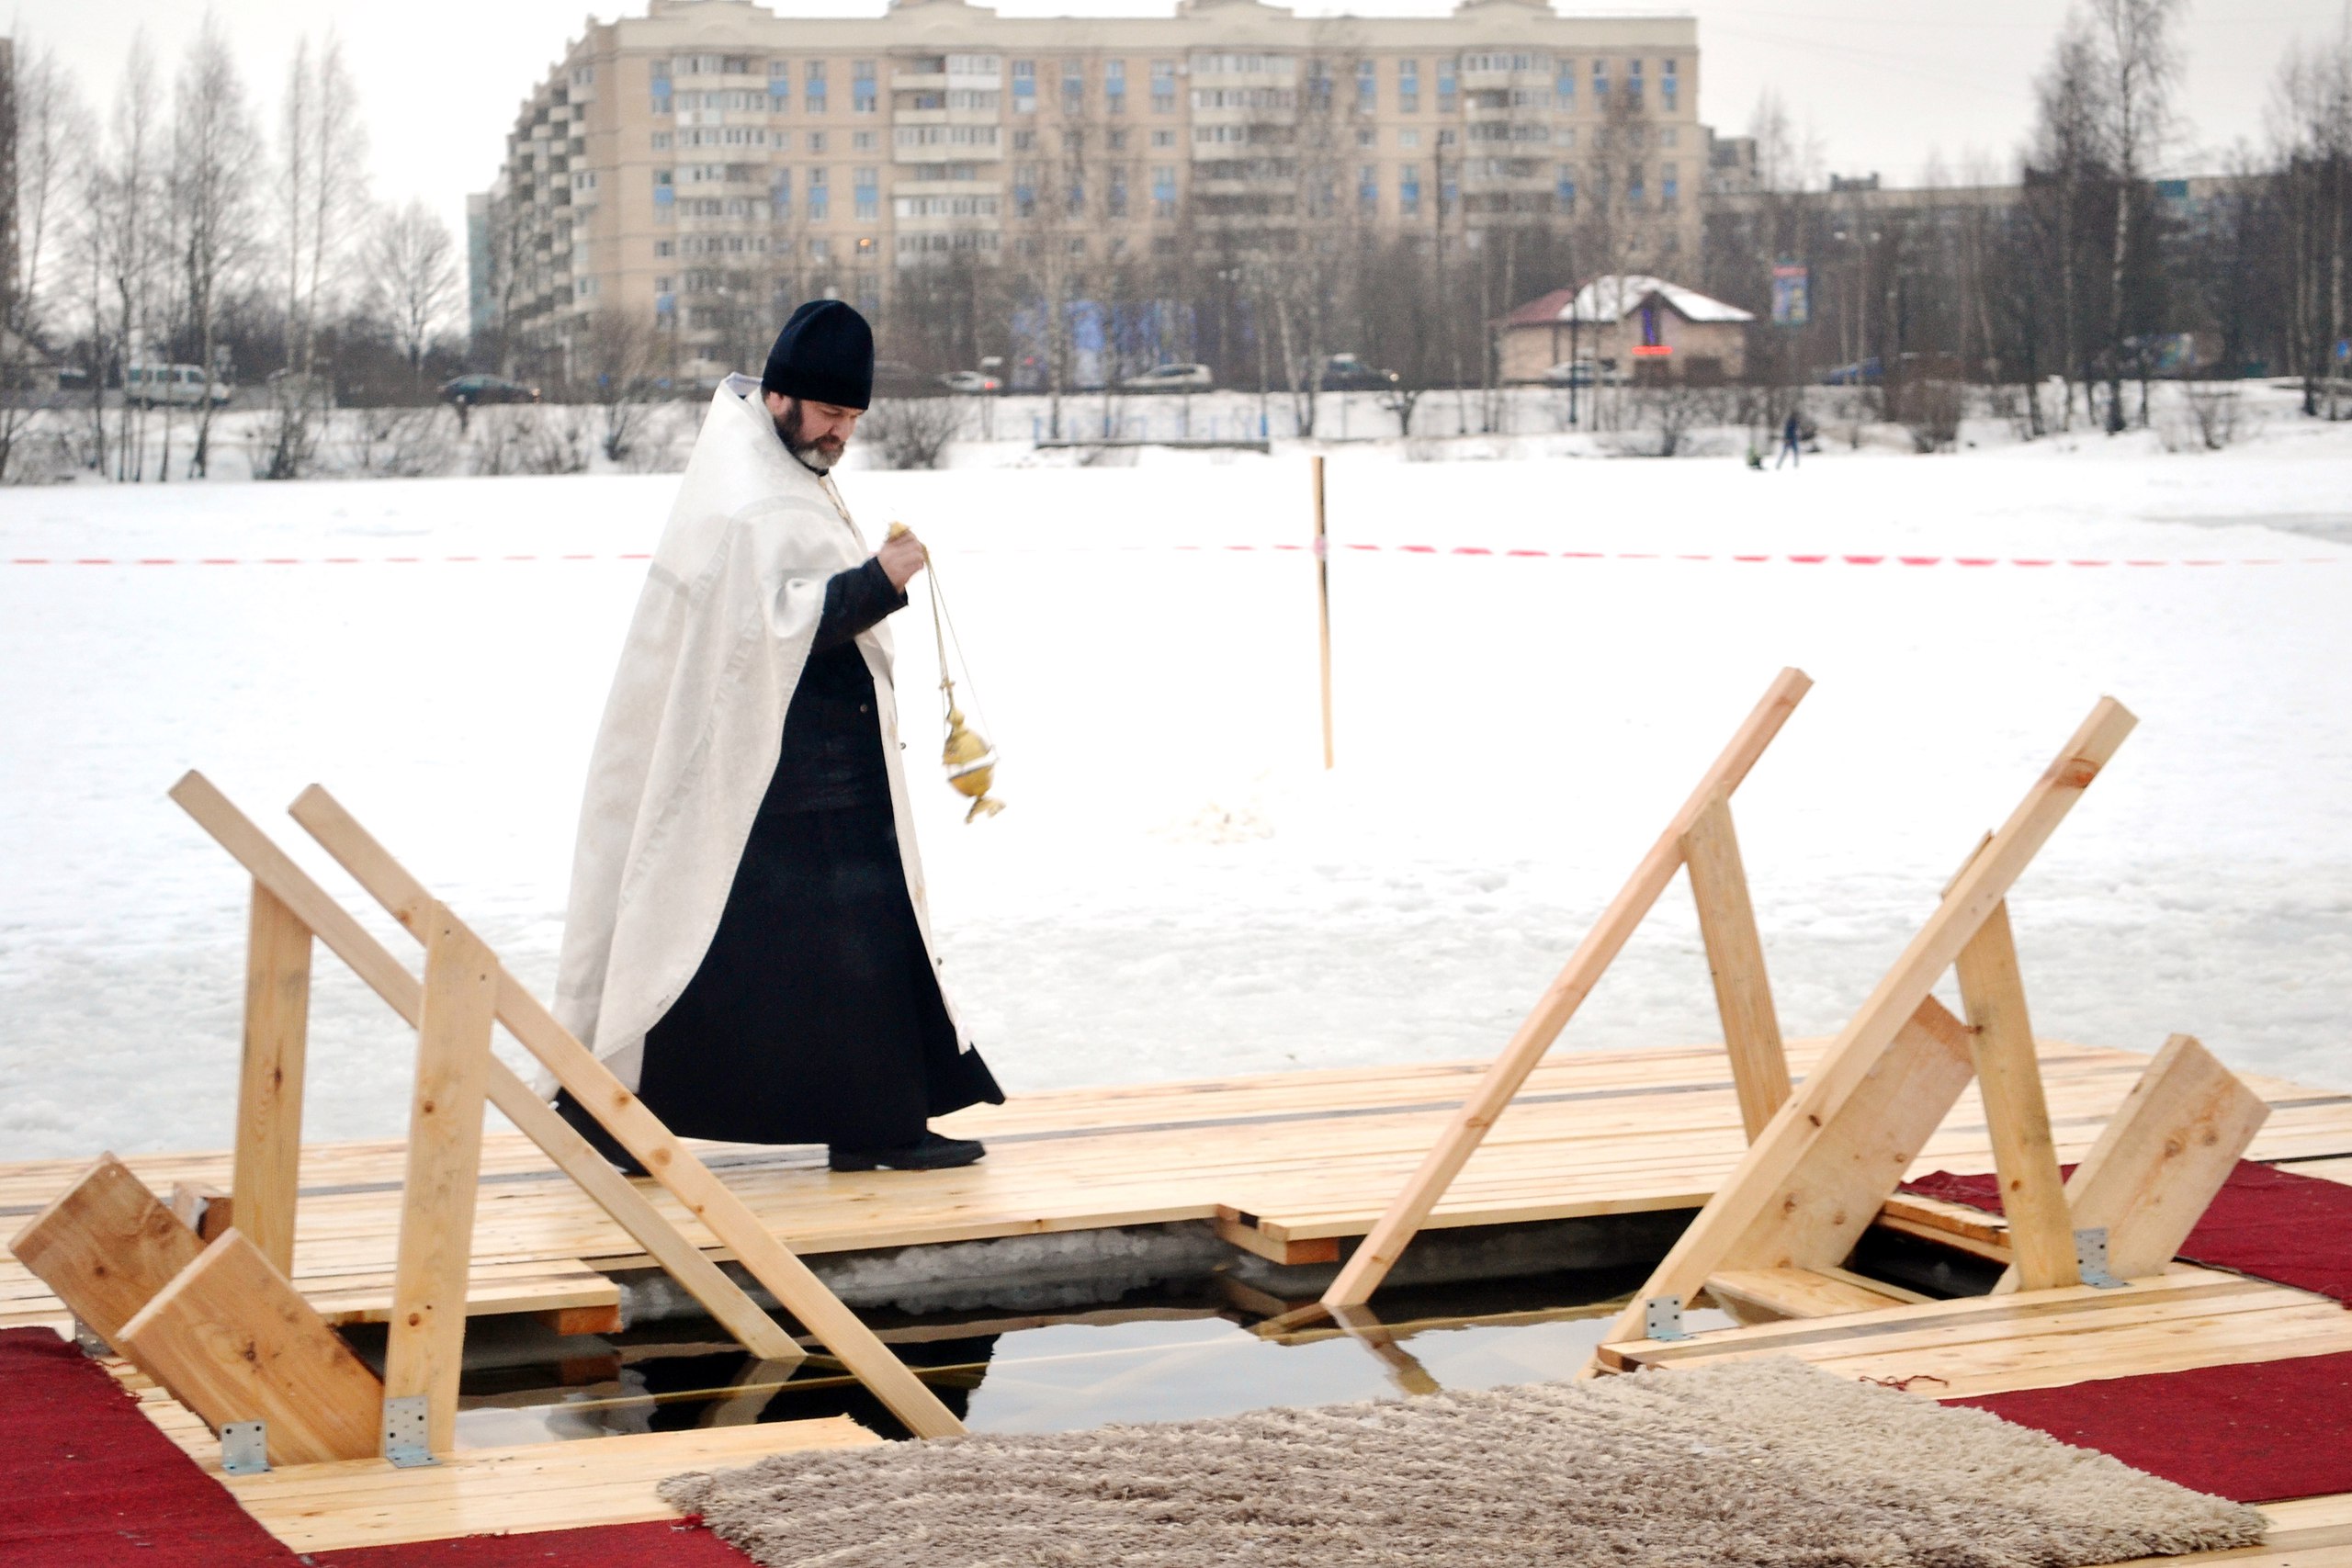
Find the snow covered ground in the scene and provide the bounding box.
[3,428,2349,1159]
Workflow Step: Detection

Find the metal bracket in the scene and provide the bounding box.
[2075,1226,2127,1289]
[1642,1294,1690,1341]
[220,1421,269,1476]
[381,1395,438,1469]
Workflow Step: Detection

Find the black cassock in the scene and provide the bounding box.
[563,558,1002,1156]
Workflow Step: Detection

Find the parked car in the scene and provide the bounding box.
[871,359,931,399]
[1120,362,1215,392]
[439,373,540,407]
[124,363,233,409]
[1540,357,1627,389]
[938,369,1004,394]
[1318,353,1397,392]
[1819,357,1884,387]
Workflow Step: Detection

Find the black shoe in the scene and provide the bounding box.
[828,1129,986,1172]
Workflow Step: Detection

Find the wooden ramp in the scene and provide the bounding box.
[6,1042,2350,1334]
[114,1357,877,1552]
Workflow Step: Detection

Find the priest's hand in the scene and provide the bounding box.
[877,528,926,592]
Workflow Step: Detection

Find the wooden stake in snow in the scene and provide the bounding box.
[1314,456,1334,771]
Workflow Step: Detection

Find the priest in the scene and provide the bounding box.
[550,300,1002,1174]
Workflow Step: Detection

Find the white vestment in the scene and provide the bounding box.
[550,373,962,1091]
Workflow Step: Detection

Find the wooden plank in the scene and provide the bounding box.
[234,881,313,1278]
[288,784,966,1439]
[1705,1267,1914,1323]
[167,772,803,1365]
[117,1231,381,1466]
[1321,667,1813,1308]
[8,1154,203,1355]
[1997,1033,2270,1290]
[384,908,498,1456]
[1591,697,2136,1359]
[169,1181,233,1243]
[1717,998,1977,1271]
[1213,1214,1339,1265]
[1952,900,2078,1289]
[1681,792,1791,1140]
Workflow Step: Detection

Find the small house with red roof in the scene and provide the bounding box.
[1498,275,1754,385]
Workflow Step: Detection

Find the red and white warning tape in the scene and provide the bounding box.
[5,547,2339,569]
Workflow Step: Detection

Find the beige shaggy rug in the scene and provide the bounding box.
[660,1358,2267,1567]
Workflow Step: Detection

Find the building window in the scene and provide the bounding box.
[768,62,789,108]
[1151,59,1176,112]
[655,240,675,257]
[1105,58,1126,113]
[809,167,830,220]
[1012,59,1035,112]
[1661,162,1678,208]
[1628,58,1644,110]
[1592,58,1608,100]
[1399,163,1420,216]
[853,130,876,150]
[1013,129,1035,150]
[1109,129,1127,150]
[1397,58,1419,114]
[854,166,878,219]
[1013,164,1035,217]
[1662,58,1678,113]
[1627,164,1645,207]
[1108,164,1128,216]
[808,130,827,152]
[1062,58,1084,112]
[1357,127,1376,148]
[1354,58,1376,114]
[1398,127,1419,148]
[1555,164,1576,210]
[772,168,791,217]
[1150,128,1175,147]
[1357,163,1377,214]
[806,60,828,113]
[853,60,876,113]
[1151,164,1176,217]
[1437,57,1456,113]
[1556,127,1576,149]
[653,168,674,207]
[651,130,673,150]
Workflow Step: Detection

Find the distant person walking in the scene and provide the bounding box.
[1775,410,1803,468]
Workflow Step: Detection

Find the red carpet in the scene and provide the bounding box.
[0,1327,746,1567]
[0,1326,302,1567]
[1952,1350,2352,1503]
[1902,1159,2352,1304]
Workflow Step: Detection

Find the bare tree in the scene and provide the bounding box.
[1,38,85,481]
[2086,0,2184,432]
[170,17,263,478]
[2272,25,2352,418]
[367,197,458,391]
[95,39,167,479]
[576,307,664,461]
[261,33,368,478]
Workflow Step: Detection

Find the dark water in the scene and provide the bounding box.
[444,1265,1741,1449]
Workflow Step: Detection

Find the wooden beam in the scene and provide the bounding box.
[1996,1033,2269,1291]
[118,1230,382,1466]
[1704,1267,1917,1324]
[1681,792,1791,1140]
[166,773,803,1367]
[287,784,966,1439]
[383,908,497,1456]
[1589,696,2137,1359]
[9,1154,202,1356]
[1321,668,1813,1309]
[1953,900,2078,1290]
[234,881,312,1279]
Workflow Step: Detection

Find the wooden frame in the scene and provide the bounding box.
[1321,668,1812,1310]
[1586,696,2139,1361]
[285,784,968,1441]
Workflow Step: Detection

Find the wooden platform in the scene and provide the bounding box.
[114,1356,879,1551]
[7,1039,2351,1333]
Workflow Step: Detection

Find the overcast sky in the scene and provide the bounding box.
[20,0,2352,248]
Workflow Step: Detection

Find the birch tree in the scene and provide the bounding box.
[1,39,85,481]
[367,197,459,389]
[170,17,263,477]
[262,33,368,477]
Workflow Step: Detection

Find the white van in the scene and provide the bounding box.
[124,363,233,409]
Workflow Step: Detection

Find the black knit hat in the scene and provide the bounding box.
[761,300,874,410]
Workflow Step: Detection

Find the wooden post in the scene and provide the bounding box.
[1952,900,2079,1291]
[1313,454,1333,770]
[1681,792,1792,1140]
[283,784,967,1439]
[384,907,497,1456]
[1321,668,1813,1310]
[1589,696,2138,1362]
[167,773,804,1369]
[234,882,312,1279]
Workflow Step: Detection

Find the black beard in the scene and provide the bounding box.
[775,400,843,473]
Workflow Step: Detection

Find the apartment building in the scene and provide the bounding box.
[478,0,1706,382]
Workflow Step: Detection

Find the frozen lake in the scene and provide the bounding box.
[3,434,2349,1159]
